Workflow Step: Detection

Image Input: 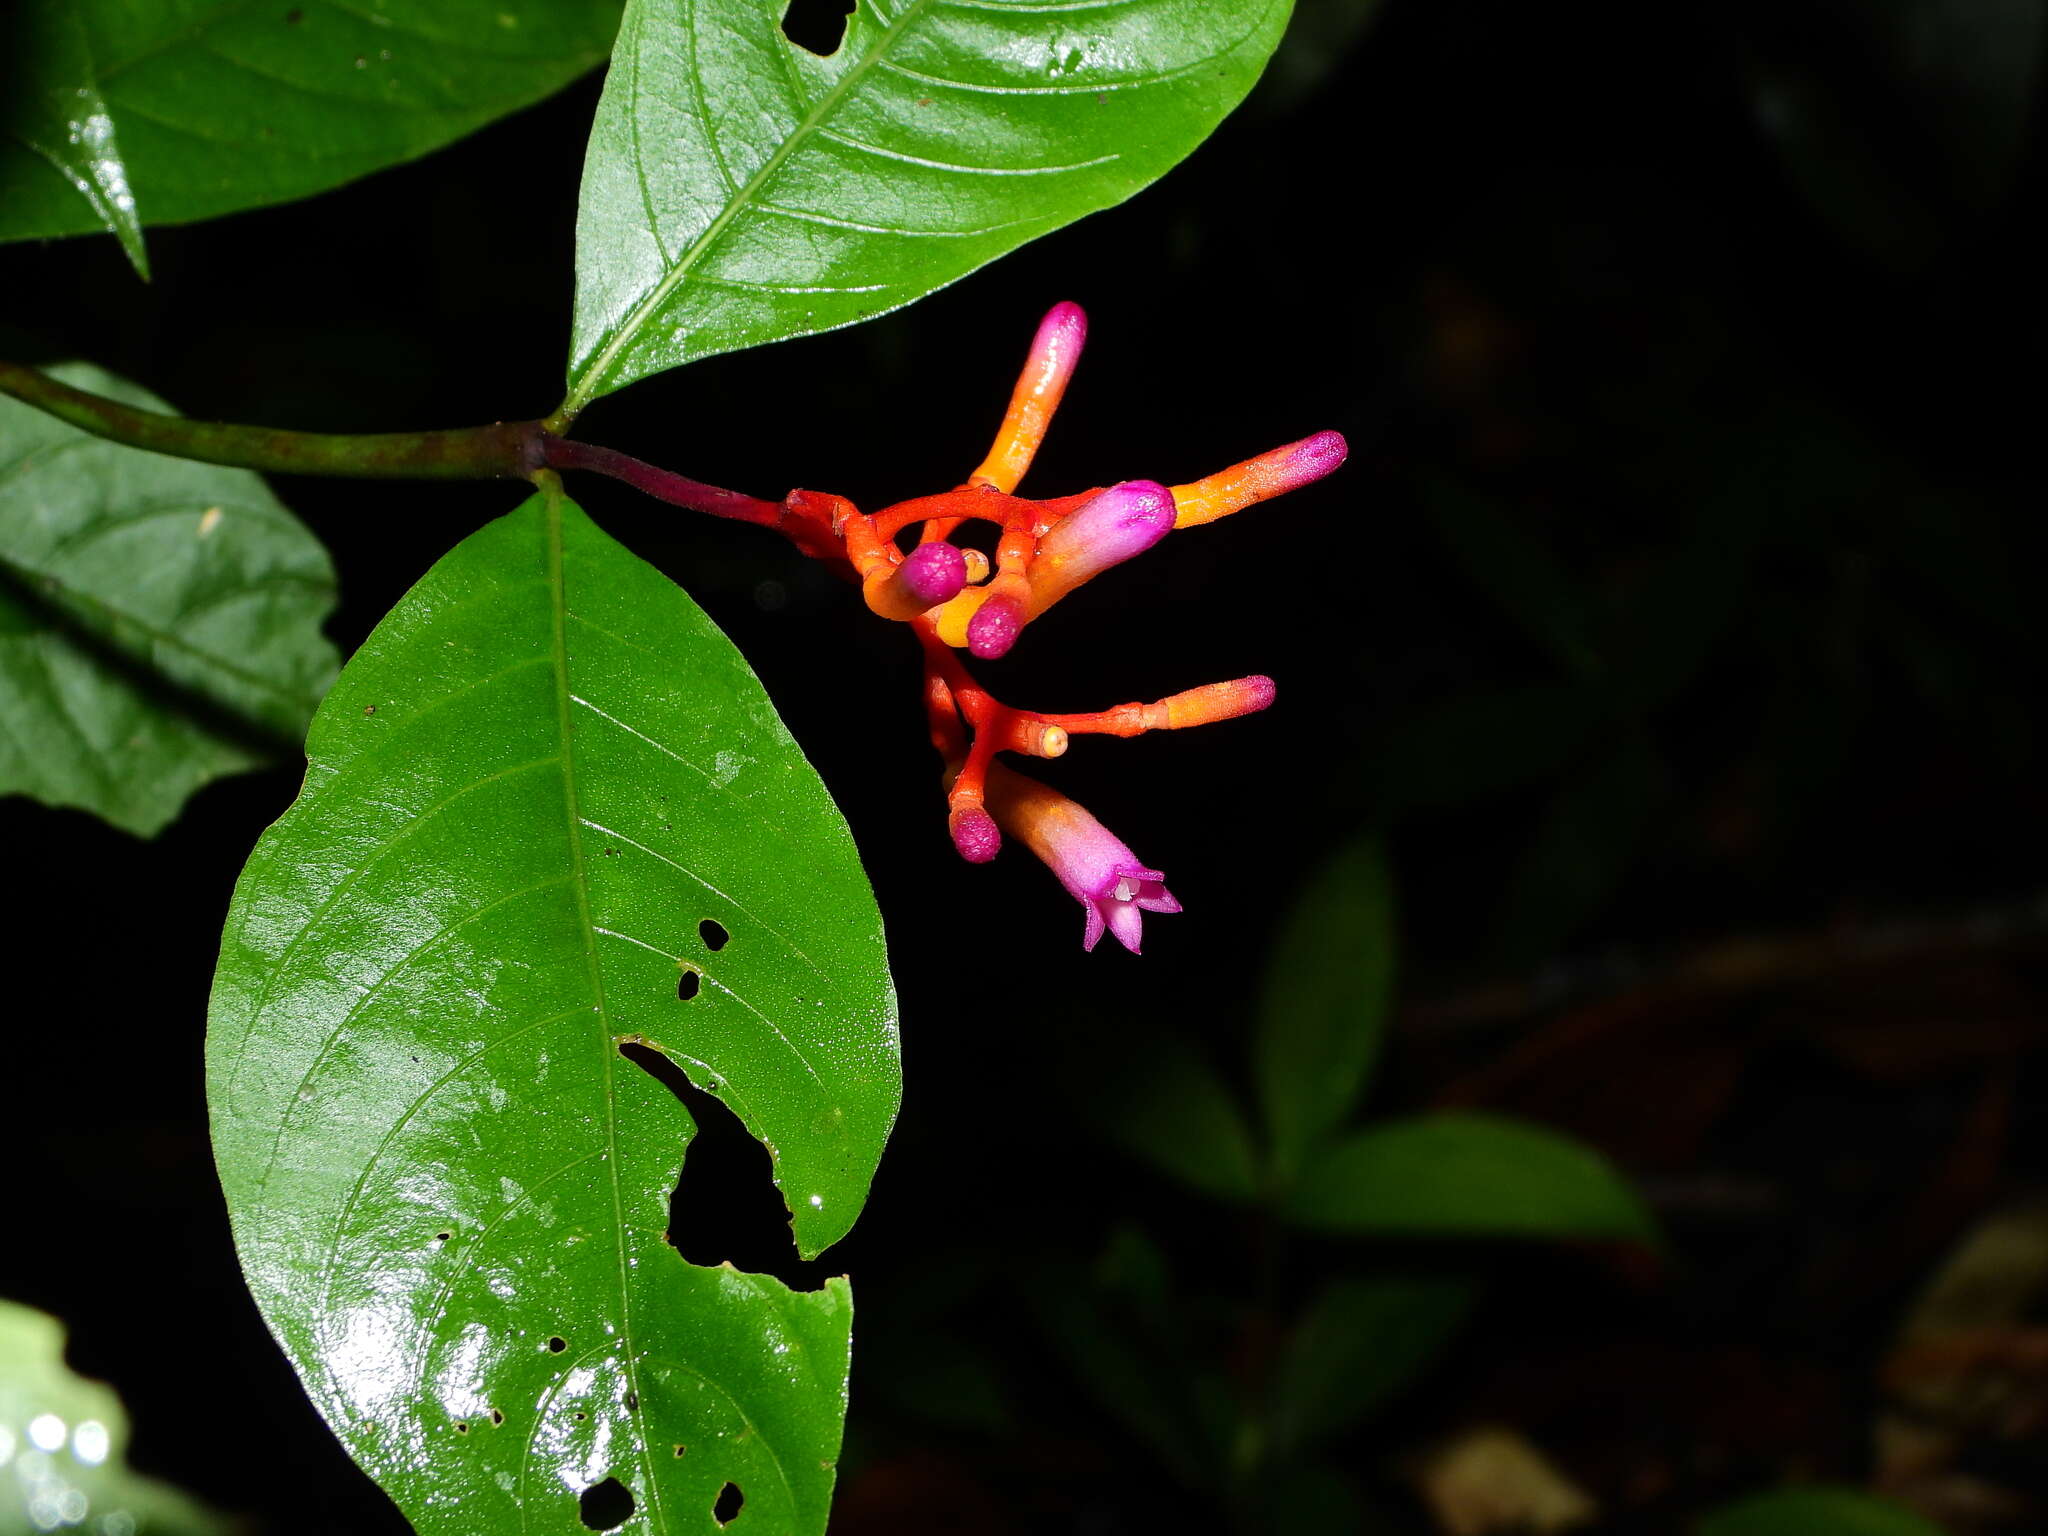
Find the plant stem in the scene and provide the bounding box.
[540,436,784,526]
[0,360,546,480]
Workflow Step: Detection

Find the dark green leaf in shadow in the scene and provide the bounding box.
[1377,682,1605,812]
[1487,731,1668,970]
[207,490,899,1536]
[1237,1465,1374,1536]
[0,1298,228,1536]
[1697,1486,1944,1536]
[1741,0,2046,271]
[1022,1235,1229,1490]
[0,363,339,836]
[1072,1027,1261,1203]
[1420,476,1602,679]
[1254,0,1385,112]
[2,3,148,276]
[1282,1112,1658,1244]
[1255,837,1396,1185]
[1267,1273,1478,1457]
[565,0,1295,407]
[0,1,623,246]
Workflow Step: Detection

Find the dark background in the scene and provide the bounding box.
[6,0,2048,1530]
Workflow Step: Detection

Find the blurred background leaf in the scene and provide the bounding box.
[1266,1273,1480,1459]
[0,1299,227,1536]
[1697,1486,1945,1536]
[1284,1112,1659,1243]
[1256,837,1398,1183]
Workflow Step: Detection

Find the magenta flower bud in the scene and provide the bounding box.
[985,763,1181,953]
[1028,480,1176,612]
[899,540,968,608]
[966,592,1026,659]
[949,805,1001,863]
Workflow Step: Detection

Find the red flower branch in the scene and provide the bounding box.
[554,302,1347,952]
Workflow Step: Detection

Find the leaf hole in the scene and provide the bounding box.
[780,0,852,55]
[677,969,702,1002]
[453,1421,469,1434]
[580,1477,635,1531]
[618,1042,828,1290]
[490,1409,505,1426]
[547,1336,567,1354]
[714,1483,744,1525]
[674,1445,687,1458]
[434,1230,452,1243]
[572,1411,587,1422]
[699,918,730,952]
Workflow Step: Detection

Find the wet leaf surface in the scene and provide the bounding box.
[566,0,1293,406]
[0,0,622,250]
[207,490,899,1536]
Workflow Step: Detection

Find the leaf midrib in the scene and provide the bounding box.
[541,491,665,1534]
[563,0,934,412]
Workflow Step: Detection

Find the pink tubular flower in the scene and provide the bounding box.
[984,762,1181,953]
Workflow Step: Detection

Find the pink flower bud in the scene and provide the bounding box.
[1028,480,1176,613]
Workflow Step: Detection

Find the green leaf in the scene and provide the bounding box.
[1255,837,1395,1184]
[1697,1487,1944,1536]
[1420,476,1601,679]
[565,0,1295,409]
[1282,1112,1658,1244]
[207,490,899,1536]
[3,3,149,276]
[0,1298,228,1536]
[0,362,339,837]
[1073,1027,1261,1203]
[1267,1273,1477,1456]
[1487,731,1668,970]
[0,1,623,248]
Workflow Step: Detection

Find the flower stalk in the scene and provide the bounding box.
[5,300,1346,951]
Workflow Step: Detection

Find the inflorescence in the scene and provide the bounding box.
[572,303,1346,952]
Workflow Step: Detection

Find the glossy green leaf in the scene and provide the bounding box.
[0,1298,226,1536]
[565,0,1295,409]
[1283,1112,1658,1244]
[1697,1487,1943,1536]
[3,3,149,276]
[207,490,899,1536]
[0,1,622,248]
[0,362,339,837]
[1255,837,1395,1184]
[1267,1273,1477,1456]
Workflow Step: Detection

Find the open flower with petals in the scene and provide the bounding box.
[984,762,1180,953]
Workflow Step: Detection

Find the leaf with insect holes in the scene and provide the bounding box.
[207,490,898,1536]
[564,0,1295,408]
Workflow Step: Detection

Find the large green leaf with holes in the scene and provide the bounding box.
[564,0,1294,409]
[0,362,339,836]
[0,0,622,251]
[207,489,899,1536]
